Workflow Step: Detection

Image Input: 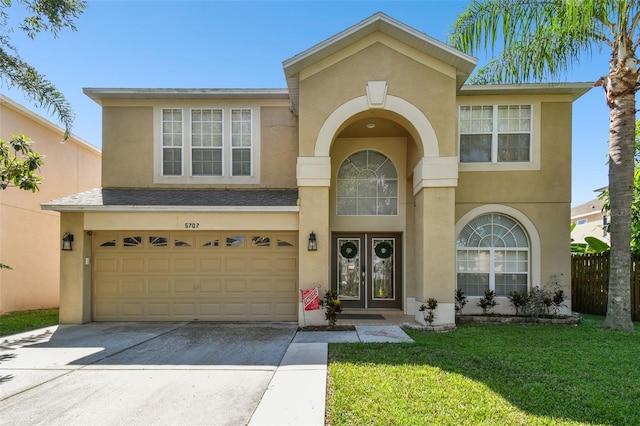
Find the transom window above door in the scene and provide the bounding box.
[337,150,398,216]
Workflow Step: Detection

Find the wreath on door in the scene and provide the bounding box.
[340,241,358,259]
[374,241,393,259]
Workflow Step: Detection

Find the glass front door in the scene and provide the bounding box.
[332,233,402,309]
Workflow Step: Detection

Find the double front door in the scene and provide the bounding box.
[332,233,402,309]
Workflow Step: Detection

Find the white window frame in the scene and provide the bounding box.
[458,102,540,172]
[161,108,184,177]
[190,108,224,177]
[231,108,253,177]
[153,105,260,184]
[456,213,530,297]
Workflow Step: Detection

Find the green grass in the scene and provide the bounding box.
[0,308,59,337]
[327,315,640,425]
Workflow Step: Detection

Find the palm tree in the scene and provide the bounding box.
[0,0,86,140]
[450,0,638,332]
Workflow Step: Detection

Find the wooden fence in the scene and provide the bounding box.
[571,252,640,321]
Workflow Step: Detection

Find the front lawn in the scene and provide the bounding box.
[0,308,59,337]
[327,315,640,425]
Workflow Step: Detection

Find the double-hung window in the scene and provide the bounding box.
[156,106,257,184]
[191,109,223,176]
[231,109,252,176]
[162,109,183,176]
[459,105,532,163]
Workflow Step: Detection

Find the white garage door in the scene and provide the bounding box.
[92,231,298,321]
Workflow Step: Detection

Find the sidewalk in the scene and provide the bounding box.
[249,325,414,426]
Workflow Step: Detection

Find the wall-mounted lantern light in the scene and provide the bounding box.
[308,232,317,251]
[62,232,74,251]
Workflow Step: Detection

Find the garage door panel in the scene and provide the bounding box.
[174,257,197,272]
[94,257,118,273]
[148,303,170,316]
[250,258,273,272]
[225,257,247,272]
[122,257,145,273]
[200,257,222,272]
[174,303,196,316]
[148,279,171,294]
[121,279,145,295]
[275,258,297,273]
[276,279,297,293]
[94,278,118,296]
[122,303,145,317]
[224,279,247,293]
[174,279,196,293]
[199,303,222,316]
[148,257,171,272]
[250,279,274,293]
[199,279,222,293]
[93,231,298,321]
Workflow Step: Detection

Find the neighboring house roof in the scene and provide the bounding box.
[41,188,299,212]
[0,94,101,155]
[282,12,478,114]
[571,197,606,219]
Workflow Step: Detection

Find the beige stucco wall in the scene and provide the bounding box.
[455,101,574,313]
[297,37,457,158]
[100,101,297,189]
[0,96,101,314]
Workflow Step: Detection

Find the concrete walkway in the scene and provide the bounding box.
[249,325,414,426]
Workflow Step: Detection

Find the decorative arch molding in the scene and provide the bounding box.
[313,93,439,158]
[455,204,541,289]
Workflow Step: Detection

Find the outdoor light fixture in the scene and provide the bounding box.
[308,232,317,251]
[62,232,74,251]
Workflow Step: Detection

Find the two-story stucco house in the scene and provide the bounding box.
[1,94,101,314]
[43,13,589,327]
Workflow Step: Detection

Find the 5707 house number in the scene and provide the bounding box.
[184,223,200,229]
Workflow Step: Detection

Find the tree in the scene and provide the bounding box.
[450,1,638,331]
[600,119,640,259]
[1,0,87,140]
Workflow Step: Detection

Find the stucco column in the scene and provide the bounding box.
[59,212,91,324]
[297,156,331,326]
[413,157,458,326]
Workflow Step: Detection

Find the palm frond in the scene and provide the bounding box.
[0,47,73,139]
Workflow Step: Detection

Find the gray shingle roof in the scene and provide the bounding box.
[41,188,299,212]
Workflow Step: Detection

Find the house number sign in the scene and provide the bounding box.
[184,223,200,229]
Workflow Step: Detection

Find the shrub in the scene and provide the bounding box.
[454,289,468,313]
[508,290,530,316]
[477,290,498,314]
[419,297,438,324]
[320,290,342,327]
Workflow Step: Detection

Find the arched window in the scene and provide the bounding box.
[336,150,398,216]
[456,213,529,297]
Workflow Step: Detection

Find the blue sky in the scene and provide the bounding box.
[2,0,612,206]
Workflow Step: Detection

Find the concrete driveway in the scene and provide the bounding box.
[0,322,298,425]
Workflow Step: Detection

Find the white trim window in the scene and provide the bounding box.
[459,104,532,163]
[456,213,529,297]
[191,108,223,176]
[162,109,183,176]
[231,108,252,176]
[155,106,259,184]
[336,150,398,216]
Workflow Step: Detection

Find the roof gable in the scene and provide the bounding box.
[282,12,477,114]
